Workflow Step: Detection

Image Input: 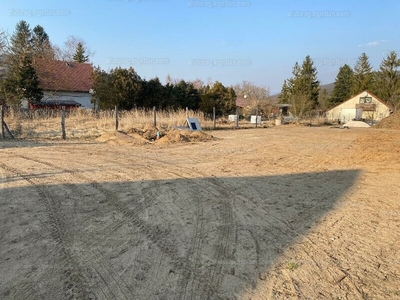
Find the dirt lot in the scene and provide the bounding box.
[1,126,399,300]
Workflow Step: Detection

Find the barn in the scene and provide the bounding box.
[325,91,392,124]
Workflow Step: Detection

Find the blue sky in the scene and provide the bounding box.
[1,0,399,94]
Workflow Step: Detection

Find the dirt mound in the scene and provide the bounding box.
[96,131,149,145]
[126,124,160,141]
[96,127,214,146]
[377,110,400,129]
[157,129,215,144]
[351,130,400,163]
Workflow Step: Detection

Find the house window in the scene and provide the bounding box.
[359,96,372,103]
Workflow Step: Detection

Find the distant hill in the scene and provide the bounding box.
[269,82,335,103]
[320,82,335,95]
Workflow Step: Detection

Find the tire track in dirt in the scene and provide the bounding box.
[13,149,219,298]
[4,154,169,299]
[298,236,367,299]
[0,258,44,299]
[14,148,331,299]
[8,153,199,298]
[12,153,157,249]
[1,154,143,299]
[0,166,45,300]
[0,161,94,300]
[28,148,193,251]
[82,163,218,300]
[176,184,204,300]
[147,166,236,300]
[32,149,239,299]
[120,154,256,299]
[9,149,247,299]
[204,177,235,300]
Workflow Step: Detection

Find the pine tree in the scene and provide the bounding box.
[9,20,32,58]
[279,56,320,117]
[297,55,320,107]
[3,21,41,107]
[4,53,43,104]
[0,30,8,56]
[17,54,43,102]
[73,42,89,63]
[32,25,54,60]
[329,64,354,107]
[92,66,113,109]
[109,67,142,110]
[278,79,291,103]
[351,53,374,95]
[199,81,236,115]
[374,51,400,111]
[0,30,9,85]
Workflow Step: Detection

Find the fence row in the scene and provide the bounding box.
[0,105,329,140]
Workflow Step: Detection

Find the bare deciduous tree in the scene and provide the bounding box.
[55,35,94,62]
[233,81,270,116]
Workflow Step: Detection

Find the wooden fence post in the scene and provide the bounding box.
[153,106,157,127]
[115,106,119,131]
[1,105,4,139]
[213,107,216,130]
[236,107,239,129]
[255,107,259,128]
[61,106,66,140]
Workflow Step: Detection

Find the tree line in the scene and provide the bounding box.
[0,20,244,116]
[92,67,237,116]
[5,20,397,118]
[279,52,400,116]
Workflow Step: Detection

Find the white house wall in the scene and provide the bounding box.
[43,91,94,109]
[326,91,391,123]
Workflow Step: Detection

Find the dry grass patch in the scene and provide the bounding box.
[3,108,275,140]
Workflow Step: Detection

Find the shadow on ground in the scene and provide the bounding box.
[0,169,360,299]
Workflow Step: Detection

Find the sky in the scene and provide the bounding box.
[1,0,399,94]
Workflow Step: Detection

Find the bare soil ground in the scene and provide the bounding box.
[1,126,399,300]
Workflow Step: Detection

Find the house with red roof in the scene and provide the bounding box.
[30,59,94,109]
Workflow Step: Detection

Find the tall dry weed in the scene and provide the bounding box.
[4,108,214,139]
